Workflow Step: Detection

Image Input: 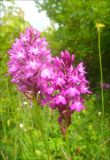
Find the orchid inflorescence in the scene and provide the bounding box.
[8,27,91,135]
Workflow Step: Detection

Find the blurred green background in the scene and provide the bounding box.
[0,0,110,159]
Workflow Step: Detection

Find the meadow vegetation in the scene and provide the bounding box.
[0,0,110,159]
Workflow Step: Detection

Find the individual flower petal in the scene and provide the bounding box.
[70,101,85,112]
[55,95,67,105]
[76,62,86,73]
[66,87,80,96]
[41,69,52,78]
[45,87,54,94]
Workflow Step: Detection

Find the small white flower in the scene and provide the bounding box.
[23,101,28,105]
[98,112,102,116]
[20,123,24,128]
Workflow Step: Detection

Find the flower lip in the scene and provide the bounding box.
[41,69,52,78]
[55,95,67,105]
[70,101,85,112]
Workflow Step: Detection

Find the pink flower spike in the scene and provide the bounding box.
[8,26,52,95]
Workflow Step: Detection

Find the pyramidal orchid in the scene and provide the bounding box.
[39,50,91,135]
[8,27,91,136]
[8,27,51,98]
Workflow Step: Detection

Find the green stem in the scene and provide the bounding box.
[65,128,71,158]
[33,99,51,160]
[98,29,104,130]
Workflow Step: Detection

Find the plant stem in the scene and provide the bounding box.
[98,29,104,130]
[65,128,71,158]
[33,99,51,160]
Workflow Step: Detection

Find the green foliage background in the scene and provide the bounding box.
[0,0,110,159]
